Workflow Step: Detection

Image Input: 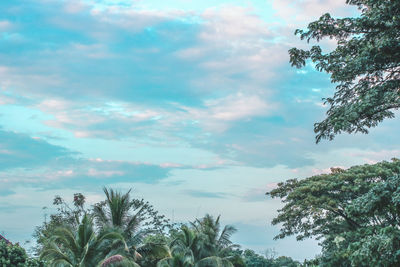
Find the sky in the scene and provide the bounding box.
[0,0,399,261]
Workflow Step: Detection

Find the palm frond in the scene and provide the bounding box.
[195,256,234,267]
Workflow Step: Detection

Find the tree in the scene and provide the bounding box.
[155,215,239,267]
[94,187,170,237]
[33,193,87,255]
[228,249,300,267]
[240,249,272,267]
[191,214,238,261]
[40,214,136,267]
[0,241,44,267]
[93,187,171,262]
[170,226,201,263]
[268,159,400,266]
[289,0,400,142]
[34,188,171,262]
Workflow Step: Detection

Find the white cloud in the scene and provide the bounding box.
[201,6,272,41]
[179,93,275,132]
[63,1,87,14]
[89,4,188,33]
[0,20,12,31]
[272,0,356,24]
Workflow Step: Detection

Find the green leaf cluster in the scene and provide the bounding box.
[154,214,238,267]
[289,0,400,142]
[33,188,300,267]
[0,241,44,267]
[229,249,300,267]
[268,159,400,266]
[34,188,173,266]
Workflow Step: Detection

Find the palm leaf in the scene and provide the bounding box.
[195,256,234,267]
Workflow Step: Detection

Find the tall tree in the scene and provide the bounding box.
[93,187,171,259]
[268,159,400,266]
[289,0,400,142]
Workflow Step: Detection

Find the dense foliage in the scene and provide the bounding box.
[289,0,400,142]
[268,159,400,266]
[155,215,239,267]
[40,214,136,266]
[34,188,170,258]
[30,188,299,266]
[0,241,44,267]
[229,249,300,267]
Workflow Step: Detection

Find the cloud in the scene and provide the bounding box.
[184,190,231,199]
[0,129,177,189]
[0,189,15,197]
[242,185,276,202]
[0,20,13,31]
[0,129,73,170]
[0,157,174,190]
[272,0,357,24]
[0,0,398,171]
[0,1,358,170]
[2,1,400,262]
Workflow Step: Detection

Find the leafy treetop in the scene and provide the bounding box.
[268,159,400,266]
[289,0,400,142]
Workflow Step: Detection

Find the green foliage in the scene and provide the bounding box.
[153,215,239,267]
[40,214,136,266]
[289,0,400,142]
[268,159,400,266]
[138,242,172,267]
[191,214,238,260]
[93,187,171,256]
[240,249,271,267]
[34,188,172,260]
[0,241,44,267]
[93,187,173,264]
[33,193,87,255]
[100,255,141,267]
[95,187,171,232]
[228,249,300,267]
[272,256,300,267]
[34,189,299,266]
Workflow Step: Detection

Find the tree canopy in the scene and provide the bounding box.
[268,159,400,266]
[0,241,44,267]
[32,189,299,266]
[40,214,135,267]
[289,0,400,142]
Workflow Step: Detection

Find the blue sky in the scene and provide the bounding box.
[0,0,399,260]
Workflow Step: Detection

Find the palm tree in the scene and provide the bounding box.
[192,214,237,260]
[195,256,235,267]
[137,242,171,267]
[93,188,141,239]
[157,252,194,267]
[94,187,170,264]
[40,214,136,267]
[155,226,198,267]
[157,216,237,267]
[93,188,148,259]
[170,226,200,262]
